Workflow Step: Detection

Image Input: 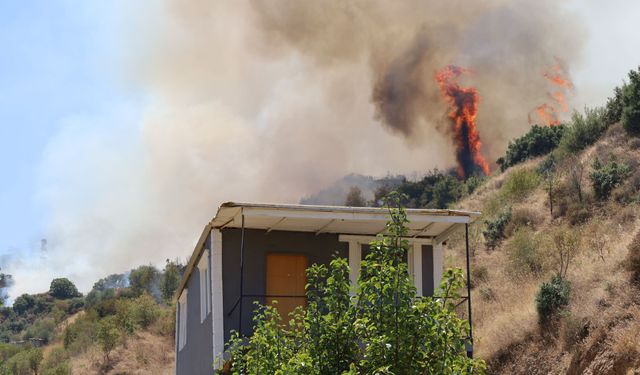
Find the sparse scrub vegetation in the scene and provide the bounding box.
[506,228,544,278]
[626,230,640,285]
[501,168,540,201]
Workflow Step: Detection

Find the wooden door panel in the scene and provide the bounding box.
[266,253,308,319]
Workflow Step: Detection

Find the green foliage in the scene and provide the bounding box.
[226,194,485,374]
[3,348,42,375]
[41,347,70,374]
[626,230,640,285]
[395,170,470,209]
[49,278,80,300]
[0,269,12,308]
[133,294,160,329]
[160,260,183,303]
[63,313,97,355]
[129,265,159,297]
[506,227,544,277]
[559,107,609,153]
[497,125,565,171]
[13,295,35,316]
[41,362,71,375]
[501,168,540,201]
[590,157,631,200]
[23,318,55,343]
[621,67,640,135]
[96,316,120,362]
[604,85,625,125]
[535,275,571,325]
[483,209,512,250]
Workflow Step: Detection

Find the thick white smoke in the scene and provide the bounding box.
[7,0,585,297]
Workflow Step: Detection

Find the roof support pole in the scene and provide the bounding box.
[465,223,474,359]
[238,210,246,336]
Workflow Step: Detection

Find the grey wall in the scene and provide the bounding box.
[221,228,349,342]
[176,250,214,375]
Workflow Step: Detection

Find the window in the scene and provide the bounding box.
[199,250,211,322]
[178,289,188,351]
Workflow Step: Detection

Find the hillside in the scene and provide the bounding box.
[0,263,182,374]
[442,122,640,374]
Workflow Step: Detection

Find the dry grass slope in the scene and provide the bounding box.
[445,124,640,374]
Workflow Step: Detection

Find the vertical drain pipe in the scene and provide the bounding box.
[465,223,474,359]
[238,210,246,336]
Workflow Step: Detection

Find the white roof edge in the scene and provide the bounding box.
[215,201,481,221]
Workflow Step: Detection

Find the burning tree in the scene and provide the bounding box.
[435,65,490,179]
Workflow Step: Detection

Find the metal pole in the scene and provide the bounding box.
[465,223,474,359]
[238,212,246,336]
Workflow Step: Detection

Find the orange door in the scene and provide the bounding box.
[266,253,308,319]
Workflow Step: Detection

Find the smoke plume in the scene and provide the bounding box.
[9,0,585,296]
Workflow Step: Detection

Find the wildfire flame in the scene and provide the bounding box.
[528,58,574,126]
[435,65,490,178]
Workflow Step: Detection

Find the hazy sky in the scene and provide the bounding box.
[1,1,640,299]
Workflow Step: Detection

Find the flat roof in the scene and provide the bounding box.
[176,202,481,299]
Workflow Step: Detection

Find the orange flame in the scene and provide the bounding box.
[435,65,490,178]
[528,58,574,126]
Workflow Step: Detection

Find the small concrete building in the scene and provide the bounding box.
[175,202,479,374]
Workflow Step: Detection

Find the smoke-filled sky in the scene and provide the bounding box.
[1,0,640,299]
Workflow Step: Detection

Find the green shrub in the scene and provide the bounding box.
[63,314,97,355]
[506,228,544,277]
[560,107,609,153]
[41,347,69,373]
[114,299,137,335]
[12,294,35,315]
[621,67,640,135]
[626,231,640,285]
[49,278,80,300]
[41,362,72,375]
[96,316,120,362]
[23,318,55,343]
[497,125,565,171]
[535,275,571,325]
[502,168,540,201]
[129,265,160,297]
[5,348,42,375]
[590,157,631,200]
[604,86,624,125]
[483,209,512,249]
[133,294,160,329]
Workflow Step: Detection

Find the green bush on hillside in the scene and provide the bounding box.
[12,294,35,316]
[497,125,565,171]
[590,157,631,200]
[560,107,609,153]
[506,227,544,277]
[621,67,640,135]
[483,209,512,250]
[49,278,80,300]
[502,168,540,201]
[535,275,571,325]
